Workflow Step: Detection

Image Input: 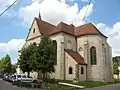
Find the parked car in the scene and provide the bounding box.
[12,74,37,83]
[3,74,9,81]
[0,72,3,78]
[8,74,14,82]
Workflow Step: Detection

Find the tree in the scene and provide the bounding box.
[3,54,12,73]
[0,54,12,73]
[18,43,37,75]
[11,64,17,74]
[34,35,56,79]
[0,58,5,72]
[113,56,120,77]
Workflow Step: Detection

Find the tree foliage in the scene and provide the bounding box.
[18,43,37,75]
[11,64,17,74]
[113,56,120,74]
[34,36,56,77]
[0,54,12,73]
[0,58,5,72]
[4,54,12,73]
[19,35,56,79]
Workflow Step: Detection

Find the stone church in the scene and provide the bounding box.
[21,14,113,82]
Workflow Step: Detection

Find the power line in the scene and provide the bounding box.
[7,0,38,24]
[82,0,92,22]
[0,0,18,17]
[7,13,19,24]
[2,0,39,27]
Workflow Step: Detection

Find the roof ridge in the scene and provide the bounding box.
[35,17,56,27]
[89,22,108,38]
[76,22,91,28]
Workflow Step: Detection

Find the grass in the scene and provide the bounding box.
[41,79,120,90]
[57,80,107,87]
[77,81,107,88]
[46,81,111,90]
[48,83,74,90]
[113,79,120,84]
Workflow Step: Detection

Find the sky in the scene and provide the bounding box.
[0,0,120,64]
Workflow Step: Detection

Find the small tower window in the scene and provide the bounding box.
[81,67,84,74]
[33,28,35,33]
[69,67,73,74]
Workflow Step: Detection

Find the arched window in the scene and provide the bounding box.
[53,40,57,65]
[81,67,84,74]
[90,46,97,65]
[69,67,73,74]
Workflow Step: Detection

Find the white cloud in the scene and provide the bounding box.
[80,0,89,2]
[96,22,120,57]
[0,39,25,53]
[19,0,94,26]
[0,39,25,64]
[11,58,18,64]
[0,0,16,13]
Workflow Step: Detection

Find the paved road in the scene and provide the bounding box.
[80,83,120,90]
[0,79,39,90]
[1,79,120,90]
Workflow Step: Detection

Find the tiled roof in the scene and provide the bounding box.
[35,17,107,38]
[49,22,75,36]
[65,49,87,65]
[35,18,55,35]
[74,22,107,37]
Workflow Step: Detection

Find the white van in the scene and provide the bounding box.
[12,74,37,83]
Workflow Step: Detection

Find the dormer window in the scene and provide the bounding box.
[33,28,35,33]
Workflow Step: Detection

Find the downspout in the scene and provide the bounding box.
[64,49,66,80]
[62,33,66,80]
[86,64,87,81]
[63,35,66,80]
[64,33,66,80]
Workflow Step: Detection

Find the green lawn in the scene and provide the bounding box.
[42,79,120,90]
[57,80,107,87]
[46,81,110,90]
[47,83,74,90]
[77,81,107,88]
